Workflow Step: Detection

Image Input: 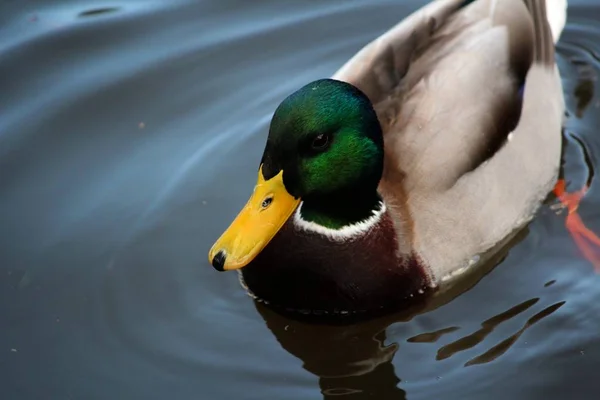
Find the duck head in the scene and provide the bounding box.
[209,79,384,271]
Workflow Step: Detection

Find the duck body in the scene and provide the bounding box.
[210,0,568,317]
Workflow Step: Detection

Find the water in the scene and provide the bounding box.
[1,0,600,399]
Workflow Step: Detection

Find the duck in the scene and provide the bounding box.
[208,0,569,317]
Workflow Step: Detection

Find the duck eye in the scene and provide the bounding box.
[261,196,273,209]
[311,133,330,150]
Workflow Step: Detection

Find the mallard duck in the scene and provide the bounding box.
[208,0,568,316]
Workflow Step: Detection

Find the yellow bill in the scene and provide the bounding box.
[208,166,300,271]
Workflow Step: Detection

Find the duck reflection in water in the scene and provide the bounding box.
[254,302,408,399]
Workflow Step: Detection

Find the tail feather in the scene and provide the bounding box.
[546,0,567,44]
[524,0,557,66]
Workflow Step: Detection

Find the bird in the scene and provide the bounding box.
[208,0,571,318]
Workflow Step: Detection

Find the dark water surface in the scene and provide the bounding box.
[2,0,600,399]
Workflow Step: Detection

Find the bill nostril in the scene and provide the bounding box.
[212,250,227,271]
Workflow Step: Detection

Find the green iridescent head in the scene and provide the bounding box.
[208,79,386,271]
[260,78,384,228]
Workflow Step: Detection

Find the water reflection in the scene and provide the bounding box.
[407,327,459,344]
[573,78,595,118]
[464,301,566,367]
[436,298,540,361]
[255,303,407,399]
[78,7,121,18]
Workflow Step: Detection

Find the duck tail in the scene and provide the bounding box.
[545,0,567,44]
[523,0,566,66]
